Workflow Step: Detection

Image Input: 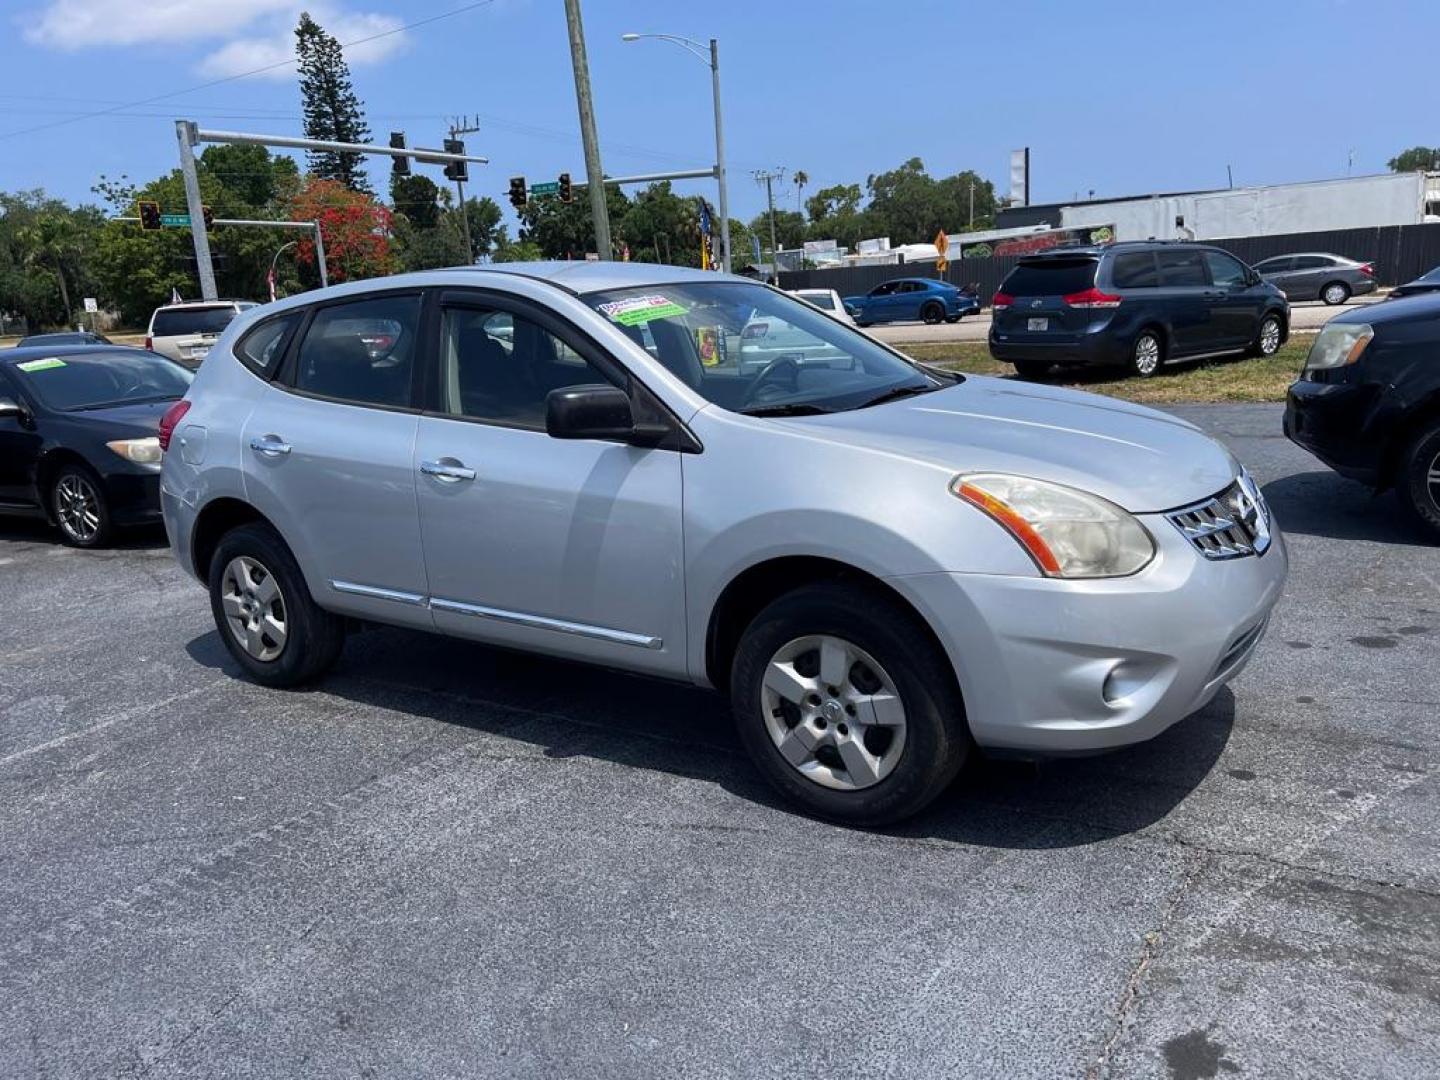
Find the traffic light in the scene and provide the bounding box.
[137,200,161,231]
[508,176,527,209]
[558,172,572,203]
[201,205,214,229]
[389,131,410,176]
[443,138,468,183]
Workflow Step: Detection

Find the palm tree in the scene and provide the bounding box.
[19,212,81,328]
[794,170,809,214]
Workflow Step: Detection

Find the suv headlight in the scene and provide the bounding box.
[1304,322,1373,370]
[106,437,162,465]
[953,473,1155,578]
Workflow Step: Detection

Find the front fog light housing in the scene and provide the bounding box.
[953,473,1156,578]
[106,437,162,465]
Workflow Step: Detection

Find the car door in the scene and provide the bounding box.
[896,281,928,321]
[0,368,43,511]
[862,281,898,322]
[1289,256,1332,300]
[240,290,433,629]
[1202,250,1264,349]
[1154,248,1215,354]
[412,289,687,678]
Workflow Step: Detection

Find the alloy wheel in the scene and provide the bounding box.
[760,634,908,791]
[54,473,101,544]
[1134,334,1161,375]
[220,555,288,662]
[1323,283,1347,305]
[1428,450,1440,512]
[1259,318,1282,356]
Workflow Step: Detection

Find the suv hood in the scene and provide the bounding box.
[796,376,1236,512]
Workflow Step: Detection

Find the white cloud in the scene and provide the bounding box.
[19,0,408,80]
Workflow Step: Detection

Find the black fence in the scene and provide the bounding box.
[777,222,1440,296]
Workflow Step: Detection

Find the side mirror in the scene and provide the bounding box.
[546,384,635,442]
[0,397,23,420]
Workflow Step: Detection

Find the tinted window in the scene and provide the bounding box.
[1111,252,1158,288]
[291,294,420,408]
[439,307,618,429]
[1001,259,1098,296]
[1255,257,1292,274]
[870,282,898,296]
[1156,249,1207,287]
[1292,256,1332,270]
[235,314,299,377]
[8,350,191,411]
[1204,251,1249,287]
[150,306,237,336]
[798,292,836,310]
[899,281,926,293]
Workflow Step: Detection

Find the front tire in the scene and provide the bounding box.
[921,302,945,325]
[208,523,345,687]
[52,464,114,548]
[1253,313,1284,357]
[730,581,969,825]
[1129,329,1164,377]
[1321,281,1350,306]
[1397,423,1440,540]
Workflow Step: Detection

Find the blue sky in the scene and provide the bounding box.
[1,0,1435,232]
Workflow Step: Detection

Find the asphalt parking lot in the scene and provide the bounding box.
[2,404,1438,1079]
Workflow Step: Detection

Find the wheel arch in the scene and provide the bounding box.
[35,448,97,523]
[190,497,280,583]
[1380,393,1440,489]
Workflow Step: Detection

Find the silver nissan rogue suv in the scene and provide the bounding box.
[160,262,1287,825]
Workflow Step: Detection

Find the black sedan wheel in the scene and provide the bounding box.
[921,302,945,325]
[1398,423,1440,539]
[52,464,113,548]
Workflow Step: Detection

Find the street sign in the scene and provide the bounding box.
[83,297,98,313]
[161,213,191,227]
[530,181,560,196]
[934,229,950,274]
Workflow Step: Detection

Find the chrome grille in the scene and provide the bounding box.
[1166,471,1273,560]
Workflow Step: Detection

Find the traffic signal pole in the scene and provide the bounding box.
[175,121,218,301]
[563,0,612,260]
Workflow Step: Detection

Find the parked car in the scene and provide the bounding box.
[0,345,192,546]
[843,278,981,326]
[161,263,1286,825]
[1251,253,1376,305]
[16,331,112,348]
[788,288,856,326]
[146,299,258,368]
[1284,291,1440,537]
[989,242,1290,380]
[1387,265,1440,299]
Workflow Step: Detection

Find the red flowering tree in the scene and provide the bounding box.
[289,178,394,284]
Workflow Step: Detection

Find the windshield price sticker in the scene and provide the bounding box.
[598,294,689,326]
[17,357,66,373]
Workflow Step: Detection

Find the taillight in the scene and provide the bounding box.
[144,335,153,350]
[992,291,1015,309]
[1063,287,1123,309]
[1359,263,1375,277]
[157,399,191,452]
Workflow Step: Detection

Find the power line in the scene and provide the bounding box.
[0,0,499,142]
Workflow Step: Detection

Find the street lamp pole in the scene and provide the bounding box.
[622,32,731,273]
[268,240,297,301]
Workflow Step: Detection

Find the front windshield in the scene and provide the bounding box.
[584,281,944,416]
[10,351,192,411]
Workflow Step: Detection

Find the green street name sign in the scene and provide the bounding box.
[160,214,191,227]
[529,181,560,196]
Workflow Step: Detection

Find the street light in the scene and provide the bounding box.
[622,31,731,274]
[268,240,297,302]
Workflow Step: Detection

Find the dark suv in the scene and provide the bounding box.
[989,242,1290,379]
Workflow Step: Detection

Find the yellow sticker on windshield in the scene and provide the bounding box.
[598,294,688,326]
[16,357,66,373]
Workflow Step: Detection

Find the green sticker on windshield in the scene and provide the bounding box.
[597,294,689,326]
[16,357,66,373]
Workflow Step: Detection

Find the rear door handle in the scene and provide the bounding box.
[420,458,477,482]
[249,434,292,456]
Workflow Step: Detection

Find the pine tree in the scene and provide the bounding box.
[295,12,373,193]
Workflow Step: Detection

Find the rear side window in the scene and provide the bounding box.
[1292,256,1331,270]
[289,294,422,408]
[1156,249,1208,287]
[1111,252,1158,288]
[1001,259,1098,297]
[150,306,236,336]
[235,314,299,378]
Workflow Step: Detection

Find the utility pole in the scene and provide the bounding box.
[448,114,482,261]
[175,121,217,301]
[563,0,611,259]
[754,168,784,282]
[968,180,974,230]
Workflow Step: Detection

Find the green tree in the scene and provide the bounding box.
[793,169,809,212]
[200,144,299,208]
[865,157,940,243]
[391,173,442,229]
[295,12,373,193]
[458,195,507,262]
[0,191,104,329]
[1388,146,1440,173]
[618,182,700,265]
[748,208,807,251]
[805,183,872,249]
[519,183,631,259]
[492,238,543,263]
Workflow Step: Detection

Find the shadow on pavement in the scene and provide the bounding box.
[1262,470,1436,547]
[0,516,168,551]
[187,620,1234,851]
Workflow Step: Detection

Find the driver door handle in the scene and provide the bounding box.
[249,434,292,456]
[420,458,477,482]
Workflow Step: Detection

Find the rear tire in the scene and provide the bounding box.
[1321,281,1350,306]
[730,581,969,826]
[1129,328,1164,378]
[208,523,345,687]
[51,463,114,549]
[921,302,945,325]
[1012,359,1051,381]
[1397,423,1440,540]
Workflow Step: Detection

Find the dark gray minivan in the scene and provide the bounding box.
[989,242,1290,380]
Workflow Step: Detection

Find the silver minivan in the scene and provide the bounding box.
[160,263,1287,824]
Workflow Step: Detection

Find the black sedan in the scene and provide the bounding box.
[1284,292,1440,537]
[15,330,113,348]
[0,345,192,547]
[1388,265,1440,300]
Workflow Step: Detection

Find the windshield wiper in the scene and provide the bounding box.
[740,402,832,417]
[856,382,938,409]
